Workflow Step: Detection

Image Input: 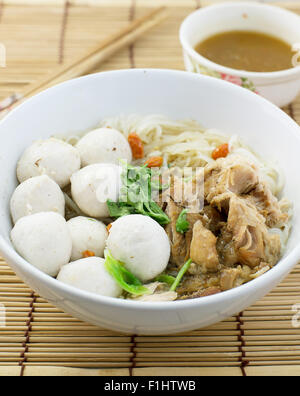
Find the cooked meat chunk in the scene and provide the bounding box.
[220,268,241,291]
[264,236,283,266]
[204,155,288,229]
[170,174,204,213]
[226,196,281,268]
[176,273,206,297]
[228,160,259,194]
[190,220,219,272]
[179,287,221,300]
[164,200,187,267]
[159,153,290,300]
[202,205,224,234]
[184,212,205,256]
[163,175,213,267]
[199,287,222,297]
[247,180,289,228]
[164,199,203,267]
[210,192,232,213]
[204,155,259,204]
[217,226,239,266]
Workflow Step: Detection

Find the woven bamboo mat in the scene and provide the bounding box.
[0,0,300,376]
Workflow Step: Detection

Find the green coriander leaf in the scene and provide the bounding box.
[170,259,192,292]
[107,201,135,218]
[107,162,170,226]
[104,250,151,296]
[144,201,170,225]
[155,274,176,286]
[176,209,190,234]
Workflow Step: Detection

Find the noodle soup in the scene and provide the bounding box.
[10,114,291,302]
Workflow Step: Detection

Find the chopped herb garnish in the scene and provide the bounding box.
[170,259,192,292]
[155,274,176,286]
[107,163,170,226]
[104,250,151,296]
[176,209,190,234]
[106,201,135,218]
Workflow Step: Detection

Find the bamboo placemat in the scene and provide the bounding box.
[0,0,300,376]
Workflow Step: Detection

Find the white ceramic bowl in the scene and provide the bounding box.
[180,2,300,107]
[0,69,300,335]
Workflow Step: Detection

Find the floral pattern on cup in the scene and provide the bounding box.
[186,54,258,94]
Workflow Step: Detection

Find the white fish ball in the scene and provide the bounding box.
[107,215,171,282]
[17,138,81,188]
[71,163,121,218]
[11,212,72,277]
[67,216,108,261]
[76,128,132,167]
[57,257,122,298]
[10,175,65,224]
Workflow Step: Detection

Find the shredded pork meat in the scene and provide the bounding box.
[204,155,260,202]
[226,196,281,268]
[162,154,290,299]
[190,220,219,272]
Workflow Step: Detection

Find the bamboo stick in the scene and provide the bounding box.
[25,336,132,343]
[246,365,300,376]
[21,362,132,368]
[22,366,130,376]
[133,366,243,376]
[1,339,298,348]
[1,6,167,115]
[133,362,240,367]
[1,0,300,9]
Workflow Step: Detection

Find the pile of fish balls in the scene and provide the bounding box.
[10,129,171,299]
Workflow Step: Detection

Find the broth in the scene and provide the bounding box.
[195,31,294,73]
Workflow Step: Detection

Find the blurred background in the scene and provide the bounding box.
[0,0,298,103]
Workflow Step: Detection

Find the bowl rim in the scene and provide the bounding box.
[1,68,300,311]
[180,1,300,81]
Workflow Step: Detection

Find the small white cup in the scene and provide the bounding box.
[180,2,300,107]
